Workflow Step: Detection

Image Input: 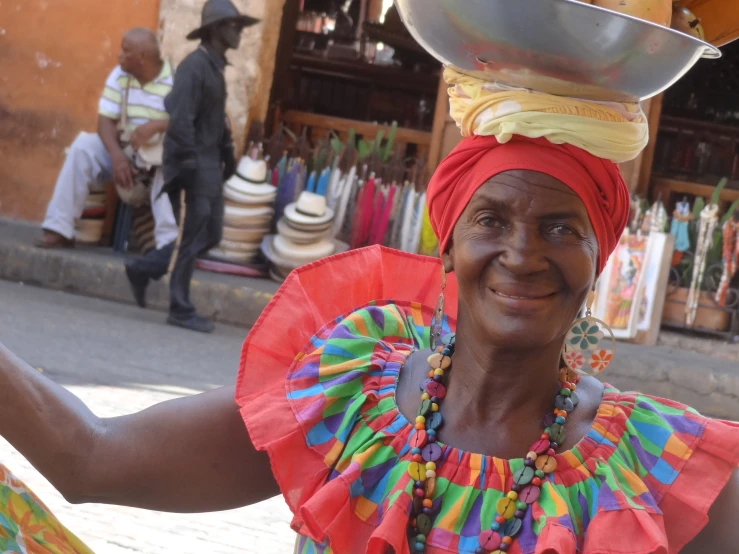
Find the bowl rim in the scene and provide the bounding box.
[556,0,721,59]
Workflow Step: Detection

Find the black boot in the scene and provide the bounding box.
[124,263,149,308]
[166,313,215,333]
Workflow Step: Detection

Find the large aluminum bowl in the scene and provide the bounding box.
[395,0,721,102]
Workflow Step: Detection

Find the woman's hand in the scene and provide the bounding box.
[0,343,279,512]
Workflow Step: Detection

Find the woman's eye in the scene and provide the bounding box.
[549,224,575,236]
[478,215,503,228]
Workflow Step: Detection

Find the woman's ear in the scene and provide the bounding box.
[441,238,454,274]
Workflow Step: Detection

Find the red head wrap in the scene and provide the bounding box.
[427,135,629,273]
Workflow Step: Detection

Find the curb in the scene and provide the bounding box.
[0,237,276,329]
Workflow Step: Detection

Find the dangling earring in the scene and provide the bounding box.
[430,265,446,350]
[561,290,616,376]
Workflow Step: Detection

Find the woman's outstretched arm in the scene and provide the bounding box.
[0,342,279,512]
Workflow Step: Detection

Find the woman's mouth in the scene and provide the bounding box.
[491,290,557,300]
[488,287,559,312]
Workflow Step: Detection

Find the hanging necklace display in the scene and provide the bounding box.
[715,217,739,307]
[686,203,719,327]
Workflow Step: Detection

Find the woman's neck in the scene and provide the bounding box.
[439,322,563,457]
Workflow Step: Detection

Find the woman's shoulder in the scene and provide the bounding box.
[593,386,739,552]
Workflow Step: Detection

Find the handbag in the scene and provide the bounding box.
[115,77,164,206]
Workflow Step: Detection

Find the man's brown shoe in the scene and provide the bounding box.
[36,230,75,249]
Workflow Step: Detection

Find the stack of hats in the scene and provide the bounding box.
[76,192,107,244]
[212,156,277,264]
[262,191,344,282]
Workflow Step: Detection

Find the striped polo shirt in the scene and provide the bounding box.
[98,61,174,133]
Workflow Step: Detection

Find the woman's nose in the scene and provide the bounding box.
[497,226,549,275]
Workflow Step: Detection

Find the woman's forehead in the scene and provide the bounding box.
[468,170,586,212]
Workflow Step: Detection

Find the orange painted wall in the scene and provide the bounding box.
[0,0,160,222]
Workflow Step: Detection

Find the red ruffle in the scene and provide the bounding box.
[236,246,453,547]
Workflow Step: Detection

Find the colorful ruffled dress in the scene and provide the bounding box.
[237,246,739,554]
[0,464,93,553]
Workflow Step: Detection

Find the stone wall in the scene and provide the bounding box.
[157,0,285,156]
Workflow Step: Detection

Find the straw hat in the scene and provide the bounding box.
[219,238,262,253]
[209,247,258,264]
[276,217,331,245]
[284,191,334,226]
[224,180,277,205]
[273,235,336,263]
[222,225,271,243]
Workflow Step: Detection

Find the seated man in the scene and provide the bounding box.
[37,27,177,257]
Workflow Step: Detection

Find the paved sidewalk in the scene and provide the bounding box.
[1,385,296,554]
[0,218,278,328]
[0,281,295,553]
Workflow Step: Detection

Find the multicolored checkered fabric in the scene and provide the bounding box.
[280,301,736,554]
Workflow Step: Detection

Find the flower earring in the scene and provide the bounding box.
[561,291,616,376]
[430,265,446,350]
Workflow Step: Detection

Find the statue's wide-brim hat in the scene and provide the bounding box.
[187,0,259,41]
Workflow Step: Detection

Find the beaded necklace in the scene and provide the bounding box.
[408,336,581,554]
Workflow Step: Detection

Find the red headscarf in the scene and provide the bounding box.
[427,135,630,273]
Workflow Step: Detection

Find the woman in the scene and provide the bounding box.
[1,70,738,553]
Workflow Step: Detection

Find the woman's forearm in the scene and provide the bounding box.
[0,343,103,502]
[0,343,279,512]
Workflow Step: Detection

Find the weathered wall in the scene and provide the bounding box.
[0,0,161,222]
[158,0,285,157]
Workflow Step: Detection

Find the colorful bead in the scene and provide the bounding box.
[422,443,442,462]
[408,462,426,481]
[519,484,541,504]
[414,488,425,498]
[422,499,433,508]
[536,455,558,474]
[555,416,566,425]
[412,454,423,463]
[425,477,437,497]
[416,416,426,425]
[426,462,437,471]
[411,448,421,455]
[431,403,439,412]
[425,381,447,399]
[512,466,535,485]
[433,368,445,376]
[425,470,436,479]
[478,530,501,550]
[496,497,516,519]
[491,521,500,531]
[535,469,546,479]
[507,491,518,501]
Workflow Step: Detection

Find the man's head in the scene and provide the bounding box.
[205,19,248,51]
[118,28,161,77]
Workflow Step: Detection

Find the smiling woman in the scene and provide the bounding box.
[1,23,739,554]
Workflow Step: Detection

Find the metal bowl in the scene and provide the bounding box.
[395,0,721,102]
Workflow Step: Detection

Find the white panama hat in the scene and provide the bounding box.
[276,217,332,245]
[225,174,277,203]
[233,156,269,184]
[284,191,334,226]
[222,225,271,243]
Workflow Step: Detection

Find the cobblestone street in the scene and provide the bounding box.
[0,281,295,554]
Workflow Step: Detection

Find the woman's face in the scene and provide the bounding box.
[443,169,598,349]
